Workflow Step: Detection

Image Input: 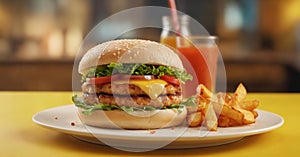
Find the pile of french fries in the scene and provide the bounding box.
[187,83,259,131]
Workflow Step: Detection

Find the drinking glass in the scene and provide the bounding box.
[176,36,219,97]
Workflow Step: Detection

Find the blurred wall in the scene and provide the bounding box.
[0,0,299,92]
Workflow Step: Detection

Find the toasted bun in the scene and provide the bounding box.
[77,107,187,129]
[78,39,183,74]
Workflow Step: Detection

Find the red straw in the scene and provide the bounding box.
[168,0,180,36]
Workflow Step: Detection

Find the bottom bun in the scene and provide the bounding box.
[77,107,187,129]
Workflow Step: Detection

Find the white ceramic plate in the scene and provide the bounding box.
[32,105,284,150]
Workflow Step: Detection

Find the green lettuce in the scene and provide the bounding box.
[81,62,192,83]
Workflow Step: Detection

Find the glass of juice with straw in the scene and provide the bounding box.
[160,15,191,49]
[176,36,219,97]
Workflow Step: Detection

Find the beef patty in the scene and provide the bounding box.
[82,82,182,108]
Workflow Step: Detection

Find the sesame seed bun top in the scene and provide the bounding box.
[78,39,184,74]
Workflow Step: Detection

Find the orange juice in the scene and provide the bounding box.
[178,45,218,97]
[160,36,177,49]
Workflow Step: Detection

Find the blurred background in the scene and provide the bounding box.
[0,0,299,92]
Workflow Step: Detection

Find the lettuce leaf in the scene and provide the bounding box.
[81,63,192,84]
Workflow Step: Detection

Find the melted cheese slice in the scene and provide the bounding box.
[113,79,167,99]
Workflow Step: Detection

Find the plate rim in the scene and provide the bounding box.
[32,104,284,141]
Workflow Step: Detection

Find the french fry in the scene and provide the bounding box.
[197,84,213,100]
[235,83,247,101]
[218,115,231,127]
[190,83,259,130]
[187,111,203,127]
[236,107,255,124]
[251,110,259,118]
[216,93,237,107]
[204,103,218,131]
[219,105,244,124]
[218,104,255,125]
[238,100,259,111]
[211,101,223,115]
[218,115,242,127]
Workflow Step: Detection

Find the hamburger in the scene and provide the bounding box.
[72,39,192,129]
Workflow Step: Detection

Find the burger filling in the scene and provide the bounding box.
[73,62,192,115]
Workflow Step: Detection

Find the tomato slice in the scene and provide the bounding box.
[86,76,111,84]
[85,75,180,85]
[160,75,180,85]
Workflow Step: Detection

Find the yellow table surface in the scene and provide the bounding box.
[0,92,298,156]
